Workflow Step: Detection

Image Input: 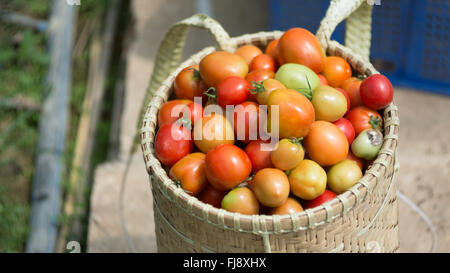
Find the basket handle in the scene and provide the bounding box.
[316,0,374,60]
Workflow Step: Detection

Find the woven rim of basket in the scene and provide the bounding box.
[140,31,400,234]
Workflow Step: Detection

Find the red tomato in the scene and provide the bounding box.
[276,28,326,73]
[341,77,363,108]
[199,51,248,87]
[155,123,193,166]
[169,153,207,195]
[265,39,279,60]
[205,144,252,190]
[235,45,263,65]
[304,190,337,209]
[336,87,351,113]
[198,184,227,208]
[215,76,251,107]
[360,74,394,110]
[317,73,328,85]
[157,99,192,128]
[245,69,275,83]
[323,56,352,87]
[174,65,208,100]
[249,54,276,72]
[333,117,355,145]
[234,101,260,143]
[345,106,383,135]
[187,102,203,124]
[245,140,274,172]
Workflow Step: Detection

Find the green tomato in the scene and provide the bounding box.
[275,64,319,99]
[311,85,348,122]
[327,160,363,194]
[351,129,383,160]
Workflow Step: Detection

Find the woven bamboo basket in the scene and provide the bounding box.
[140,0,400,253]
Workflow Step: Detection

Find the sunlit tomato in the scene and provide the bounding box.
[245,69,275,83]
[267,89,315,138]
[187,102,203,124]
[289,159,327,200]
[304,190,337,209]
[155,123,193,166]
[221,187,259,215]
[198,184,227,208]
[346,151,365,170]
[249,54,276,72]
[327,160,362,194]
[270,138,305,170]
[323,56,352,87]
[169,153,207,196]
[360,74,394,110]
[205,144,252,190]
[234,101,260,143]
[245,140,274,172]
[341,77,363,108]
[345,106,383,135]
[157,99,192,128]
[317,74,328,85]
[215,76,251,107]
[269,197,303,215]
[336,87,351,113]
[304,121,349,167]
[251,78,285,105]
[235,45,263,65]
[265,39,279,60]
[333,117,355,144]
[311,85,347,122]
[251,168,290,207]
[199,51,248,87]
[193,113,235,153]
[174,65,208,100]
[276,27,326,73]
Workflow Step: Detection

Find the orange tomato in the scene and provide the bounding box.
[269,197,304,215]
[251,168,290,207]
[323,56,352,87]
[193,113,235,153]
[199,51,248,87]
[249,54,276,72]
[345,106,383,135]
[270,138,305,171]
[251,78,285,105]
[169,153,207,196]
[317,73,328,85]
[157,99,192,128]
[276,28,326,73]
[265,39,279,60]
[221,187,259,215]
[304,121,349,167]
[198,184,227,208]
[234,44,263,65]
[174,65,208,100]
[341,77,363,108]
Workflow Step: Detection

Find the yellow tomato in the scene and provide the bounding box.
[327,160,362,194]
[288,160,327,200]
[270,138,305,170]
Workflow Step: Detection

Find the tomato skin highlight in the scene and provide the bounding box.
[345,106,383,135]
[205,144,252,190]
[155,123,193,167]
[198,184,227,208]
[245,140,274,172]
[333,117,355,145]
[304,190,337,209]
[360,74,394,110]
[174,65,208,100]
[199,51,248,87]
[169,153,207,196]
[216,76,251,107]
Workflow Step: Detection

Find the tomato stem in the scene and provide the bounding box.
[295,74,314,100]
[204,87,217,103]
[188,67,202,81]
[369,115,383,131]
[174,107,192,130]
[288,137,304,145]
[249,81,265,95]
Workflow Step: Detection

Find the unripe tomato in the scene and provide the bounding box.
[327,160,362,194]
[245,140,274,172]
[205,144,252,190]
[174,65,208,100]
[251,78,285,105]
[251,168,290,207]
[345,106,383,135]
[304,190,337,209]
[333,117,355,145]
[311,85,348,122]
[289,160,327,200]
[304,121,349,167]
[360,74,394,110]
[277,28,326,73]
[157,99,192,128]
[341,77,363,108]
[221,187,259,215]
[323,56,352,87]
[155,123,193,166]
[245,69,275,83]
[265,39,279,60]
[169,153,207,196]
[215,76,251,107]
[351,129,383,160]
[234,45,263,65]
[267,89,315,138]
[234,101,259,143]
[270,138,305,171]
[198,184,227,208]
[193,113,235,153]
[249,54,276,72]
[275,64,320,97]
[199,51,248,87]
[269,197,304,215]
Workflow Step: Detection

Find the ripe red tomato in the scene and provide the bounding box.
[199,51,248,87]
[317,73,328,85]
[304,190,337,209]
[198,184,227,208]
[215,76,251,107]
[155,123,193,166]
[345,106,383,135]
[265,39,279,60]
[157,99,192,128]
[233,101,260,143]
[205,144,252,190]
[245,140,274,172]
[249,54,276,72]
[360,74,394,110]
[245,69,275,83]
[333,117,355,144]
[341,77,363,108]
[169,153,207,196]
[336,87,351,113]
[235,45,263,65]
[276,28,326,73]
[323,56,352,87]
[174,65,208,100]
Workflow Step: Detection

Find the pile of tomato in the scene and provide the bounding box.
[154,27,393,215]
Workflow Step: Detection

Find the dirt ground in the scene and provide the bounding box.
[87,0,450,253]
